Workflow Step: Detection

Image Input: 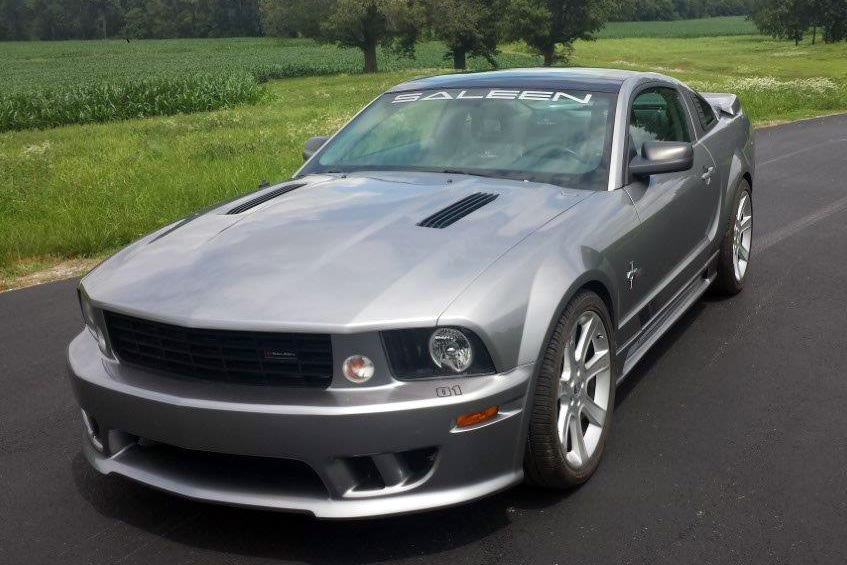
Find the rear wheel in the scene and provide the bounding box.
[713,181,753,295]
[524,291,616,488]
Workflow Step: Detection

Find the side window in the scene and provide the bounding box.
[629,87,691,154]
[692,93,717,131]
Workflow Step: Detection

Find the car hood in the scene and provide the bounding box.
[83,172,590,332]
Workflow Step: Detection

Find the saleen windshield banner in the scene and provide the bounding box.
[391,89,593,104]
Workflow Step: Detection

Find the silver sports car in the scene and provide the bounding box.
[68,68,754,518]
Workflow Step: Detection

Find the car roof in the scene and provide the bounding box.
[389,67,648,94]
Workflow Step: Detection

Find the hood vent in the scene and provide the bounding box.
[227,182,306,215]
[417,192,499,229]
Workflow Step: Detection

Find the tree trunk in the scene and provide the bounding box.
[103,14,107,39]
[542,47,555,67]
[453,48,467,70]
[812,26,816,45]
[362,40,378,73]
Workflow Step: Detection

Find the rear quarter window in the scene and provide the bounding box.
[692,94,717,131]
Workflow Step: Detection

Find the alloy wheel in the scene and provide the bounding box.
[557,311,612,468]
[732,191,753,281]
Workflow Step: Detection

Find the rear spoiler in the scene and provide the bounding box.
[701,92,741,117]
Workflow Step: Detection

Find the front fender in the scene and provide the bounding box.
[437,196,625,372]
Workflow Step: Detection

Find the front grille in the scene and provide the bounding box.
[104,311,333,387]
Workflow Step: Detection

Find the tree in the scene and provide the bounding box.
[506,0,611,66]
[261,0,425,73]
[817,0,847,42]
[749,0,814,44]
[0,0,33,39]
[259,0,332,38]
[323,0,426,72]
[426,0,506,69]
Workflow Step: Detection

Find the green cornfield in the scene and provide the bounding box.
[0,73,266,131]
[0,17,761,133]
[0,38,540,132]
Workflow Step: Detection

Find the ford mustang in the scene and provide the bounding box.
[68,68,754,518]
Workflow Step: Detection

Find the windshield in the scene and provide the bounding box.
[300,88,617,190]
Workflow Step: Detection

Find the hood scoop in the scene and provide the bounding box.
[227,182,306,215]
[417,192,499,229]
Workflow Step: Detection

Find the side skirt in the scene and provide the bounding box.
[616,251,719,385]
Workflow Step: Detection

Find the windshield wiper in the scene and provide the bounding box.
[441,169,510,180]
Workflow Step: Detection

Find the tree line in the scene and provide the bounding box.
[258,0,614,71]
[610,0,749,21]
[0,0,262,41]
[750,0,847,44]
[1,0,750,43]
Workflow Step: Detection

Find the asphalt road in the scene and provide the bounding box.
[3,114,847,565]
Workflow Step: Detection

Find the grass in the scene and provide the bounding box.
[596,16,758,38]
[570,35,847,123]
[2,30,847,277]
[0,71,427,268]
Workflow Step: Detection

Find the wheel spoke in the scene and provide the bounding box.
[558,379,572,400]
[569,416,588,464]
[581,397,606,426]
[557,404,571,445]
[574,316,597,362]
[585,348,610,379]
[739,215,752,233]
[566,342,578,373]
[737,194,747,220]
[739,244,750,261]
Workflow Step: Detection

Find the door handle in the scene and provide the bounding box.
[701,166,715,185]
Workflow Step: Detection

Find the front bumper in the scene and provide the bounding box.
[67,331,533,518]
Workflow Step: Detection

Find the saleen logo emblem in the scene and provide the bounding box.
[263,348,298,362]
[392,90,592,104]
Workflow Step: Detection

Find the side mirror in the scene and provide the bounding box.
[629,141,693,178]
[303,136,329,161]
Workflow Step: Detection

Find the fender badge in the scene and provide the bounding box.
[626,261,642,290]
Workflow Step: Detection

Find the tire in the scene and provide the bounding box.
[524,291,617,489]
[712,180,753,295]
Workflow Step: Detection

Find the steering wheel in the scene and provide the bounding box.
[521,142,590,165]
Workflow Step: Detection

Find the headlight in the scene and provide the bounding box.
[429,328,473,373]
[78,288,110,357]
[382,327,495,380]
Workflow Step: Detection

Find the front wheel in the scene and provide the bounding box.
[713,181,752,295]
[524,291,616,488]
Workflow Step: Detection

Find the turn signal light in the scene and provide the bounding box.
[456,406,498,428]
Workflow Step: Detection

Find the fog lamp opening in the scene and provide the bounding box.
[456,405,499,428]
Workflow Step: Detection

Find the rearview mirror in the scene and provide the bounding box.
[303,136,329,161]
[629,141,693,178]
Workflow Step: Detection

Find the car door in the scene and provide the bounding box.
[623,85,718,319]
